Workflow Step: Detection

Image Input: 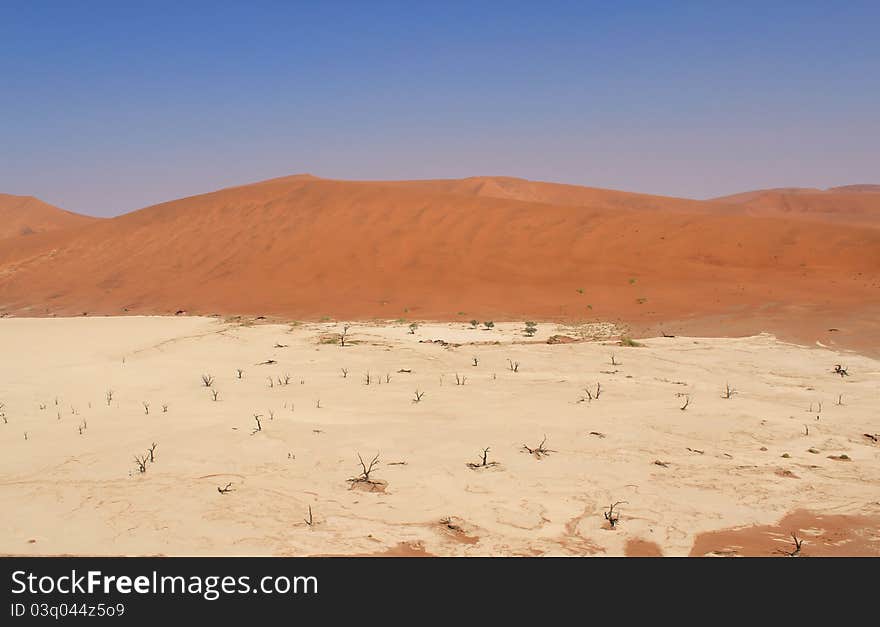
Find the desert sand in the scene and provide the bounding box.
[1,175,879,356]
[1,316,878,557]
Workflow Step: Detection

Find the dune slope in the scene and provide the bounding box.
[0,176,877,351]
[0,193,97,239]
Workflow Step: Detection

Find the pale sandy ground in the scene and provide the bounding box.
[0,316,878,556]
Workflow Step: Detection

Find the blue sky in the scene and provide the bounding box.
[1,1,878,216]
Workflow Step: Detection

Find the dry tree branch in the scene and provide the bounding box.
[604,501,628,529]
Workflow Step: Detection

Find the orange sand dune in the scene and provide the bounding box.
[371,175,734,214]
[0,193,98,239]
[0,176,878,352]
[713,187,880,227]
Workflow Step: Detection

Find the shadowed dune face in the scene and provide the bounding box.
[689,510,880,557]
[0,176,878,352]
[0,193,98,239]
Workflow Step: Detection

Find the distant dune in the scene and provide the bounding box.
[712,186,880,227]
[1,175,878,352]
[0,193,98,239]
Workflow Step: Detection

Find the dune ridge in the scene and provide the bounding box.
[0,193,98,239]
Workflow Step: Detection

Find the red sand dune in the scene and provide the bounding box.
[0,193,98,239]
[1,175,878,352]
[713,186,880,227]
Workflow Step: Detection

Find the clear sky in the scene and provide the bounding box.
[1,1,878,217]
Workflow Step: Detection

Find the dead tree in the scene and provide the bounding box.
[833,364,848,377]
[304,505,314,527]
[133,455,148,473]
[143,401,150,415]
[836,394,843,406]
[236,368,244,379]
[413,389,425,403]
[162,404,168,413]
[522,435,554,459]
[267,377,274,388]
[348,452,381,487]
[364,371,371,385]
[777,533,803,557]
[680,395,690,411]
[106,390,114,406]
[217,482,233,494]
[148,442,157,463]
[455,373,467,386]
[340,324,351,347]
[804,425,809,436]
[385,373,391,383]
[211,389,219,401]
[281,373,291,385]
[201,374,214,387]
[77,420,87,435]
[252,414,263,434]
[472,357,479,367]
[610,354,619,366]
[722,382,736,399]
[467,447,499,469]
[341,368,349,378]
[408,322,418,334]
[604,501,627,529]
[507,359,519,373]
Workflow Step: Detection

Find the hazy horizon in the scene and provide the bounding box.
[2,1,878,217]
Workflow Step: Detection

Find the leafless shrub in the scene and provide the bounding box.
[522,435,554,459]
[106,390,113,406]
[836,394,843,406]
[236,368,244,379]
[722,382,736,399]
[610,354,619,366]
[267,377,274,388]
[143,401,150,415]
[680,395,690,411]
[604,501,627,529]
[455,373,467,386]
[804,425,809,436]
[23,431,28,440]
[467,447,499,469]
[408,322,418,334]
[578,383,601,403]
[385,373,391,383]
[217,482,233,494]
[413,389,425,403]
[340,324,351,347]
[304,505,314,527]
[201,374,214,387]
[77,420,87,435]
[472,357,479,366]
[316,399,321,409]
[148,442,157,463]
[341,368,349,378]
[162,404,168,413]
[348,452,381,486]
[777,533,803,557]
[133,454,148,473]
[211,389,220,401]
[252,414,263,434]
[833,364,848,377]
[507,359,519,373]
[364,372,371,385]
